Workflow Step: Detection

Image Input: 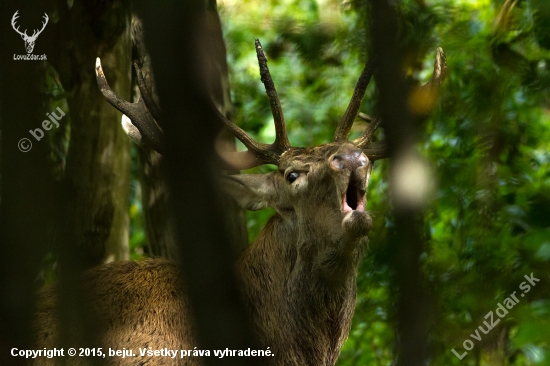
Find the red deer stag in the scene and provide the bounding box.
[33,40,446,365]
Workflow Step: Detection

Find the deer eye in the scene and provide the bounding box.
[286,171,300,184]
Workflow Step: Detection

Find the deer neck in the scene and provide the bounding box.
[239,212,364,365]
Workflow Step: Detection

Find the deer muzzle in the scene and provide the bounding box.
[329,147,369,214]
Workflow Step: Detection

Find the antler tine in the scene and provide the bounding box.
[362,142,389,161]
[353,116,389,160]
[408,47,447,116]
[334,59,375,142]
[218,150,266,171]
[422,47,447,92]
[353,115,389,160]
[255,39,291,151]
[217,40,293,170]
[353,117,382,148]
[355,48,446,161]
[95,57,166,154]
[134,62,163,123]
[214,105,280,166]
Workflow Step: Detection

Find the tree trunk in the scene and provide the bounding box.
[132,9,247,260]
[47,0,132,267]
[369,1,434,365]
[42,0,133,350]
[136,1,259,364]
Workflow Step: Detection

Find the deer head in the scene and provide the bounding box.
[11,11,49,54]
[92,40,446,364]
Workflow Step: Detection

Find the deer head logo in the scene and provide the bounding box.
[11,11,49,54]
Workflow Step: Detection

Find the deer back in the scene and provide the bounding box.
[34,259,201,365]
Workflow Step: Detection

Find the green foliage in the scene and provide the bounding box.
[129,145,146,260]
[216,0,550,364]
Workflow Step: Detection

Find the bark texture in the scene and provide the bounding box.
[46,0,133,266]
[131,11,247,259]
[136,1,260,364]
[41,0,134,353]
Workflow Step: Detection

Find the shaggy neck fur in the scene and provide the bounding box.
[239,211,365,366]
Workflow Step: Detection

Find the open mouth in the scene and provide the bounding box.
[342,177,365,213]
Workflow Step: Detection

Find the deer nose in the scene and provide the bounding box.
[330,149,368,171]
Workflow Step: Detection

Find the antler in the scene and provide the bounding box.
[255,39,291,151]
[421,47,447,92]
[95,40,445,169]
[95,58,166,153]
[334,59,376,142]
[11,11,26,37]
[217,39,292,169]
[332,58,388,160]
[348,47,447,161]
[352,112,384,150]
[405,47,447,116]
[96,40,293,169]
[134,62,162,122]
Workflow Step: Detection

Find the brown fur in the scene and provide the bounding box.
[33,142,373,366]
[34,259,199,365]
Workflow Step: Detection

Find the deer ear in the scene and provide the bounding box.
[223,173,278,211]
